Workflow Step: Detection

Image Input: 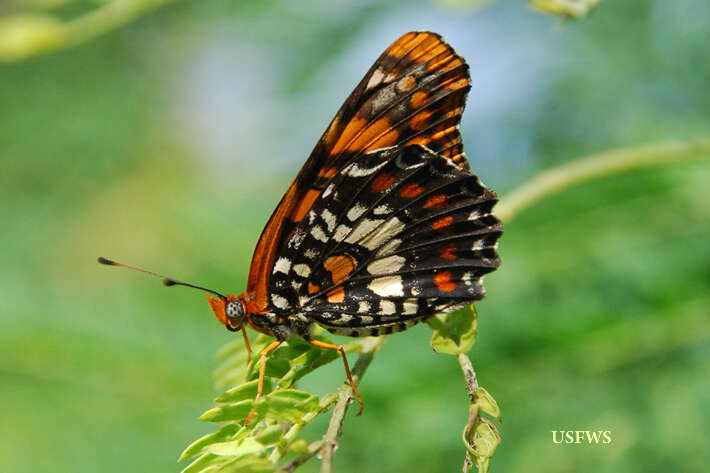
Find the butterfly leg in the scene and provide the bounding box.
[308,339,364,415]
[244,339,282,426]
[241,327,252,365]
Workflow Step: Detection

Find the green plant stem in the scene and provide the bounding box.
[457,352,479,401]
[496,138,710,223]
[319,337,384,473]
[458,352,479,473]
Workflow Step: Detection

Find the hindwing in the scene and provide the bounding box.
[266,145,502,335]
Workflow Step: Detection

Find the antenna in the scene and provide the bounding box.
[97,256,227,300]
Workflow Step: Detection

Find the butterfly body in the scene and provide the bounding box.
[103,31,502,423]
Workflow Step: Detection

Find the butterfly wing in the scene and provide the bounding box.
[246,31,473,315]
[269,145,501,335]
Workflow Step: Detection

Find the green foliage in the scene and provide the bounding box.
[182,303,501,472]
[0,0,176,61]
[180,333,382,472]
[428,305,479,355]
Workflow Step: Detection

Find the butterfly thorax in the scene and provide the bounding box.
[206,292,313,341]
[248,311,313,341]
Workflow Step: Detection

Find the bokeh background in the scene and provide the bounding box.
[1,1,709,472]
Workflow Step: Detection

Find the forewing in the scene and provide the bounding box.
[246,31,472,314]
[268,145,502,335]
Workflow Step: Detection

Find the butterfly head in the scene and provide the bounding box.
[206,294,246,332]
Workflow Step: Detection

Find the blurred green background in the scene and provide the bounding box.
[1,1,709,472]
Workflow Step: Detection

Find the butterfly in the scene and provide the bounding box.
[100,31,502,425]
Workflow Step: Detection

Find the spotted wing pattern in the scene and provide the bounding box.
[266,145,502,336]
[245,32,472,316]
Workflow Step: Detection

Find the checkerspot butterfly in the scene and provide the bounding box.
[99,31,502,423]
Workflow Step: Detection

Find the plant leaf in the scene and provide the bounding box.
[473,387,502,423]
[180,453,230,473]
[179,424,242,461]
[216,379,273,403]
[263,390,320,423]
[463,416,500,461]
[204,437,265,457]
[428,304,478,355]
[214,456,276,473]
[200,400,252,422]
[254,425,283,446]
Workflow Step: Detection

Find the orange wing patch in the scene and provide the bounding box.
[346,117,400,153]
[327,286,346,303]
[323,254,357,285]
[431,216,454,230]
[308,282,321,295]
[434,271,457,292]
[439,243,458,260]
[400,182,424,198]
[292,189,321,222]
[423,194,447,209]
[371,173,397,192]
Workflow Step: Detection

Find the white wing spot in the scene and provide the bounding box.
[344,160,388,177]
[345,218,384,246]
[367,255,406,275]
[333,224,351,242]
[273,257,291,275]
[321,208,337,233]
[358,217,405,251]
[467,209,480,221]
[304,248,319,260]
[293,264,311,278]
[403,298,419,315]
[368,276,404,297]
[288,229,306,249]
[462,272,474,286]
[359,315,374,324]
[346,203,367,221]
[379,300,396,315]
[311,225,328,242]
[366,68,385,89]
[322,183,335,198]
[358,301,371,313]
[375,238,402,257]
[272,294,290,310]
[373,204,392,215]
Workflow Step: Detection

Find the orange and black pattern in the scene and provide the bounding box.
[243,31,501,340]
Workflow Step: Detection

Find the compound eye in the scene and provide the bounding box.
[225,300,245,327]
